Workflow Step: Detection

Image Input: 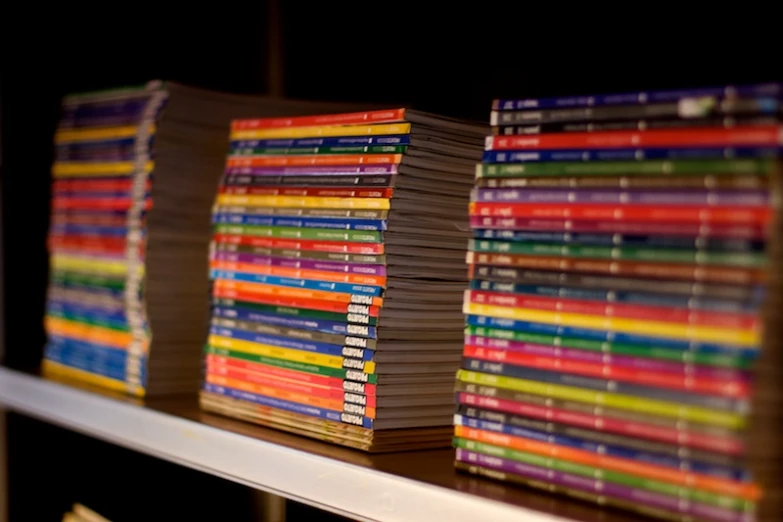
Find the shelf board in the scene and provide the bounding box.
[0,367,630,522]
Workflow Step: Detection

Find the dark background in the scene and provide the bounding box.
[0,5,776,369]
[0,3,775,520]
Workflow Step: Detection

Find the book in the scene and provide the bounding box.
[43,81,365,397]
[199,108,487,451]
[455,84,782,522]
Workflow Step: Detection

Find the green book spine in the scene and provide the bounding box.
[457,369,744,429]
[50,270,128,291]
[46,310,130,332]
[468,239,767,268]
[205,346,379,383]
[476,159,776,178]
[464,325,751,369]
[215,224,381,243]
[212,298,379,325]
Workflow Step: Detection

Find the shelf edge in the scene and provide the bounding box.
[0,367,570,522]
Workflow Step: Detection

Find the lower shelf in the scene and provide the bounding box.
[0,366,631,522]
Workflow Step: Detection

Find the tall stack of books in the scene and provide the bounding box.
[200,108,486,451]
[45,83,167,397]
[455,84,783,521]
[44,82,366,397]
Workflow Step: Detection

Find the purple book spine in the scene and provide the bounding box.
[212,252,386,276]
[472,188,770,206]
[464,335,747,381]
[224,164,398,176]
[492,83,783,110]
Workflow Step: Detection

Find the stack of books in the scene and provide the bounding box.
[455,84,783,521]
[45,82,167,397]
[44,81,364,397]
[200,108,486,451]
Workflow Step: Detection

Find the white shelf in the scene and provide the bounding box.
[0,367,572,522]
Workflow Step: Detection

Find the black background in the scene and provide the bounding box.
[0,3,775,520]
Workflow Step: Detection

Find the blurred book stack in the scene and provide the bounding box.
[200,108,486,451]
[455,84,783,521]
[44,82,365,397]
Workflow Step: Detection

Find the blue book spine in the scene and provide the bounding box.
[492,83,783,110]
[463,315,758,359]
[45,340,147,384]
[210,270,382,297]
[467,280,758,314]
[211,306,377,338]
[482,146,782,163]
[212,213,387,231]
[49,224,138,237]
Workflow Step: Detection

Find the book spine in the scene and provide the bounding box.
[481,146,781,164]
[475,174,768,190]
[220,186,393,198]
[226,153,403,168]
[210,306,379,338]
[231,108,406,130]
[476,158,774,177]
[486,125,782,151]
[230,122,411,140]
[469,201,770,225]
[492,83,782,110]
[230,134,411,148]
[491,114,780,135]
[212,251,387,275]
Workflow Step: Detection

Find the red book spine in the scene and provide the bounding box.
[226,154,402,168]
[231,109,407,130]
[211,288,381,317]
[469,202,771,225]
[212,234,384,255]
[220,186,393,198]
[465,289,758,330]
[205,354,377,394]
[466,253,764,285]
[464,345,748,399]
[206,364,377,407]
[468,216,766,239]
[486,125,782,150]
[457,392,742,454]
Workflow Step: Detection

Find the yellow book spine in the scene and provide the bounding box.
[230,122,411,140]
[50,254,141,277]
[54,124,155,144]
[463,301,759,347]
[43,360,145,397]
[208,334,376,374]
[52,160,154,177]
[457,369,743,430]
[215,194,391,210]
